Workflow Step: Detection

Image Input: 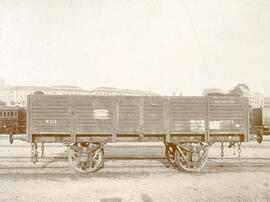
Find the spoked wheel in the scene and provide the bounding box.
[69,142,104,173]
[165,143,176,166]
[175,142,208,172]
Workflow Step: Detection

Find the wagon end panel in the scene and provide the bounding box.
[27,95,74,143]
[207,96,249,142]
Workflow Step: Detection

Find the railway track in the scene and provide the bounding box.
[1,141,270,173]
[1,156,270,160]
[1,157,270,169]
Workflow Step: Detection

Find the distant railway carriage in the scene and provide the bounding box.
[0,107,26,135]
[250,97,270,143]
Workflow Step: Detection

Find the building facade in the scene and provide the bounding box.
[0,86,91,106]
[0,86,160,107]
[89,87,160,96]
[245,92,264,109]
[203,87,264,108]
[203,88,223,96]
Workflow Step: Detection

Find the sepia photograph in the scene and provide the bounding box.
[0,0,270,201]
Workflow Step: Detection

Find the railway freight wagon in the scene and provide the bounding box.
[27,95,249,173]
[250,97,270,143]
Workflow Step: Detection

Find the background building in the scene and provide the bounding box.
[89,87,160,96]
[203,88,223,96]
[230,84,264,108]
[244,92,264,109]
[0,85,91,106]
[0,85,160,107]
[204,84,264,109]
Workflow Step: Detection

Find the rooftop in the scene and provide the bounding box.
[0,85,90,92]
[90,87,160,95]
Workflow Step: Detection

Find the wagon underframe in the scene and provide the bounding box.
[27,132,246,172]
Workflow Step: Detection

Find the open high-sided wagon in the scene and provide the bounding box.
[27,95,249,173]
[250,97,270,143]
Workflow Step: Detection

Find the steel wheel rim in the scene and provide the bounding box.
[175,143,208,172]
[69,143,103,173]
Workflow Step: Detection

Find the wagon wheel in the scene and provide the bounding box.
[165,143,176,166]
[69,142,104,173]
[175,142,208,172]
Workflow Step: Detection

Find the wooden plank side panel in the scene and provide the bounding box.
[74,96,114,134]
[143,97,166,134]
[27,95,249,143]
[117,97,140,134]
[169,97,206,134]
[208,96,248,134]
[28,95,73,136]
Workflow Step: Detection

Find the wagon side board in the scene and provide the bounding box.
[27,95,249,144]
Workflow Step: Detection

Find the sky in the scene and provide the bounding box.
[0,0,270,95]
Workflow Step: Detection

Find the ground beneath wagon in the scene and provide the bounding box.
[0,136,270,202]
